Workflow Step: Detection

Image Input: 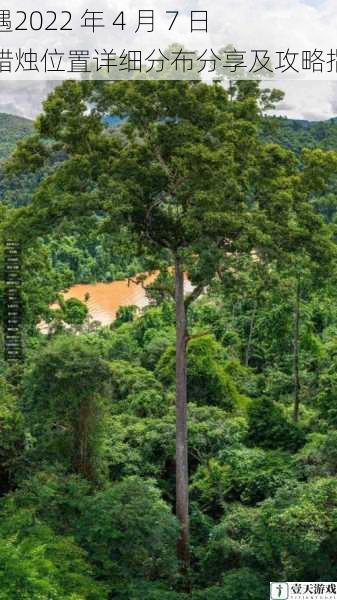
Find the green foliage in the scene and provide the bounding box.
[191,448,297,511]
[7,468,91,534]
[192,569,267,600]
[317,349,337,426]
[0,377,24,492]
[57,297,88,326]
[0,113,33,161]
[112,581,187,600]
[114,305,138,326]
[247,397,305,451]
[90,404,248,524]
[3,81,337,597]
[296,431,337,478]
[101,325,141,362]
[0,505,107,599]
[203,477,337,583]
[157,335,243,409]
[46,222,144,285]
[109,360,169,417]
[261,115,337,154]
[140,326,175,370]
[77,476,179,584]
[22,335,112,480]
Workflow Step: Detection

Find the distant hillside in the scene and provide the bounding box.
[2,110,337,207]
[261,116,337,154]
[2,110,337,163]
[0,113,33,162]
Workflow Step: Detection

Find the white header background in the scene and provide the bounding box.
[1,0,337,121]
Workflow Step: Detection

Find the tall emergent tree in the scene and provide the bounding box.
[6,79,337,578]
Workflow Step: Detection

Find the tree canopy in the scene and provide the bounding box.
[1,79,337,597]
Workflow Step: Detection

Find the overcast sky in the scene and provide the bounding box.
[2,0,337,121]
[2,79,337,123]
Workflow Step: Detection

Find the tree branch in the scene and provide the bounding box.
[127,277,144,288]
[147,281,175,301]
[184,283,205,309]
[186,330,211,344]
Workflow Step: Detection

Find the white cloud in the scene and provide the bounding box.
[270,80,337,120]
[2,80,337,124]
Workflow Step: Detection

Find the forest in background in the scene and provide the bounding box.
[1,81,337,598]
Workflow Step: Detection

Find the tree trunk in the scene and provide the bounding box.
[75,397,94,480]
[245,300,257,368]
[174,256,190,577]
[293,278,301,423]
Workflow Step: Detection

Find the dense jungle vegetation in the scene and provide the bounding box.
[2,81,337,598]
